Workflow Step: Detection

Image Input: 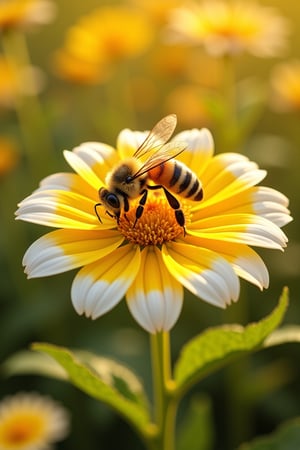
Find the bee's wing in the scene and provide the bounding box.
[133,114,178,160]
[131,142,186,180]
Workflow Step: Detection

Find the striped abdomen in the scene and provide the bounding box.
[149,160,203,201]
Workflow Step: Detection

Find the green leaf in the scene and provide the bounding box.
[174,288,289,394]
[32,343,151,435]
[2,350,67,379]
[177,395,214,450]
[238,417,300,450]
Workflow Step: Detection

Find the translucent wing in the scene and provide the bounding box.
[133,114,178,160]
[130,114,186,180]
[131,141,186,180]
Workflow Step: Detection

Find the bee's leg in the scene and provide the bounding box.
[133,189,148,227]
[148,185,186,234]
[105,209,119,223]
[94,203,121,226]
[94,203,103,223]
[123,195,130,223]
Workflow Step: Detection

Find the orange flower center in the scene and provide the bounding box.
[0,413,45,445]
[117,191,188,246]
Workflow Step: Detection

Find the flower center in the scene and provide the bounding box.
[118,191,188,246]
[1,414,44,445]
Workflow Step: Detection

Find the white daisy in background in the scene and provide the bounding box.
[166,0,289,57]
[0,392,69,450]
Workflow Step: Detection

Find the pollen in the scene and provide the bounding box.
[118,192,188,246]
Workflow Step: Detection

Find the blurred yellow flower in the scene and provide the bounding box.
[0,0,55,31]
[0,55,45,107]
[270,60,300,112]
[149,44,192,79]
[165,84,212,128]
[166,0,289,57]
[127,76,158,112]
[53,50,110,86]
[0,392,69,450]
[0,57,18,107]
[53,6,153,85]
[129,0,182,26]
[16,116,291,333]
[0,137,20,176]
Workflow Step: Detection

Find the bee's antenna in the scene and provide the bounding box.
[94,203,103,223]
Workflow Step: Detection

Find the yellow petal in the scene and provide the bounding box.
[117,129,149,159]
[71,245,140,319]
[173,128,214,178]
[71,141,119,184]
[189,213,288,249]
[162,241,239,308]
[126,246,183,333]
[23,229,124,278]
[182,234,269,289]
[16,189,113,229]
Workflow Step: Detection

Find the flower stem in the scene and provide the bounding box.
[149,331,178,450]
[1,30,56,180]
[221,54,238,152]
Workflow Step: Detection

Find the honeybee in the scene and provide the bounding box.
[95,114,203,230]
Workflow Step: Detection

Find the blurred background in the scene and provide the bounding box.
[0,0,299,449]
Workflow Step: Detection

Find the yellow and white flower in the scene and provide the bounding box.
[0,392,69,450]
[270,59,300,112]
[16,120,291,333]
[166,0,289,57]
[53,6,153,85]
[0,0,55,31]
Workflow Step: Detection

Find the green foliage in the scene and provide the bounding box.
[2,350,67,379]
[174,288,289,394]
[3,289,300,450]
[31,343,151,437]
[177,395,214,450]
[239,417,300,450]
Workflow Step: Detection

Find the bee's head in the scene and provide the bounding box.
[99,187,121,214]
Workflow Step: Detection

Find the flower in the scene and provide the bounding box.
[16,116,292,333]
[129,0,182,26]
[53,6,153,85]
[0,136,20,176]
[0,55,45,108]
[164,84,212,127]
[0,392,69,450]
[166,0,289,57]
[0,0,55,32]
[270,59,300,112]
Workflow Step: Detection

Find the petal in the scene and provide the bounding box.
[37,172,97,200]
[182,235,269,290]
[71,141,119,184]
[23,229,124,278]
[162,241,239,308]
[189,213,288,249]
[192,185,292,229]
[71,245,140,319]
[63,149,103,190]
[16,189,112,229]
[173,128,214,177]
[126,246,183,333]
[117,129,149,159]
[200,154,267,203]
[252,186,292,227]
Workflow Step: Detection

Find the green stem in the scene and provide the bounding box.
[221,54,238,152]
[1,29,56,179]
[149,331,178,450]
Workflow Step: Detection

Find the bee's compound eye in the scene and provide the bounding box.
[106,193,120,209]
